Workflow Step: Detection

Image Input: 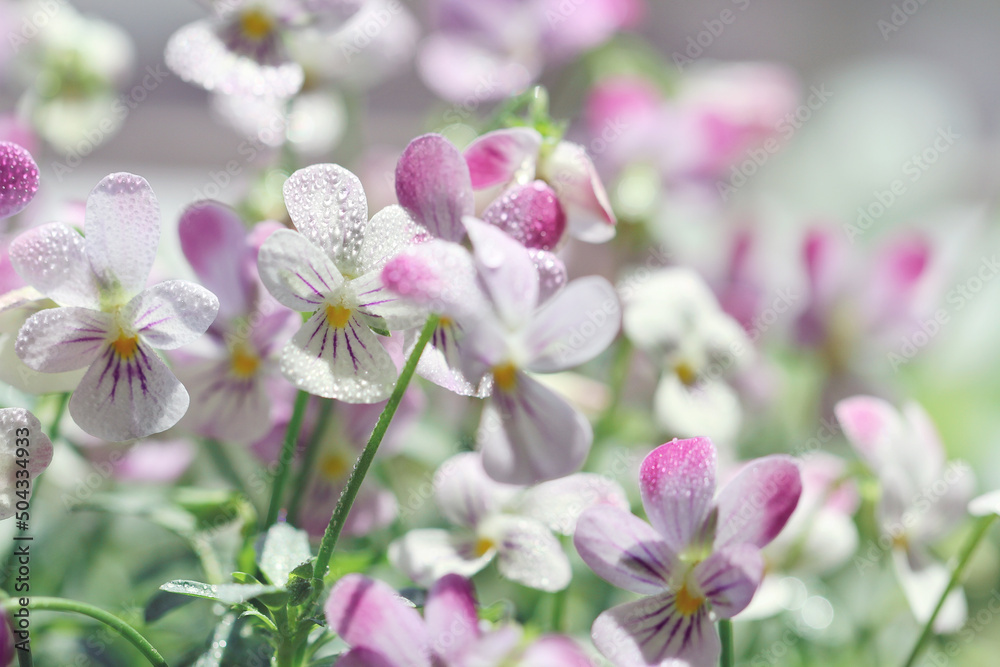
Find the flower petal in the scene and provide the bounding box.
[693,544,763,618]
[359,204,421,274]
[520,635,595,667]
[335,648,397,667]
[834,395,905,473]
[8,223,101,308]
[0,408,53,520]
[653,375,742,444]
[0,141,39,219]
[69,341,189,441]
[714,455,802,550]
[483,181,566,251]
[639,438,717,554]
[481,514,571,592]
[177,361,272,444]
[124,281,219,350]
[574,505,676,595]
[84,173,160,298]
[395,134,473,243]
[282,163,369,276]
[178,201,254,319]
[257,229,344,311]
[516,473,630,535]
[381,240,486,319]
[15,307,112,372]
[592,592,719,667]
[479,372,592,484]
[425,574,481,661]
[434,452,520,528]
[349,269,425,332]
[465,217,539,330]
[529,249,567,304]
[893,549,966,633]
[969,490,1000,517]
[281,312,397,402]
[388,529,495,587]
[538,141,616,243]
[525,276,620,372]
[324,574,431,667]
[464,128,542,190]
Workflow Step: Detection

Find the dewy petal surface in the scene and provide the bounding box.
[639,438,717,554]
[714,455,801,550]
[465,217,539,331]
[0,141,39,219]
[123,281,219,350]
[257,229,344,311]
[15,307,112,373]
[9,223,101,308]
[388,529,495,586]
[516,472,630,535]
[574,505,676,595]
[395,133,473,243]
[84,173,161,299]
[481,514,572,592]
[434,452,520,528]
[464,127,543,189]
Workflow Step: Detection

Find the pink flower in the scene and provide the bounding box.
[0,141,39,220]
[325,573,594,666]
[574,438,801,667]
[0,408,53,521]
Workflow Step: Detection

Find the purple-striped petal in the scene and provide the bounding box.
[0,141,39,219]
[177,359,272,444]
[714,455,802,550]
[434,452,520,528]
[324,574,432,667]
[639,438,717,554]
[482,181,566,250]
[348,269,425,332]
[84,173,160,298]
[124,281,219,350]
[395,134,473,243]
[592,592,719,667]
[465,217,539,330]
[425,574,481,661]
[8,223,101,308]
[69,341,189,441]
[257,229,344,311]
[529,249,567,304]
[692,544,763,618]
[179,201,254,319]
[389,529,495,587]
[483,514,571,592]
[381,240,486,320]
[520,635,595,667]
[335,648,396,667]
[574,505,676,595]
[463,128,542,189]
[15,307,111,373]
[359,204,421,274]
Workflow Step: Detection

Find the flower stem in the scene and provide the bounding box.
[901,514,997,667]
[47,392,70,442]
[719,619,734,667]
[307,314,439,610]
[287,398,334,525]
[264,391,310,530]
[0,597,167,666]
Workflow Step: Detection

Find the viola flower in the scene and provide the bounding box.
[390,452,628,592]
[0,408,53,520]
[256,163,422,403]
[836,395,972,632]
[173,202,298,444]
[622,268,752,445]
[574,437,802,667]
[464,127,617,244]
[9,173,220,441]
[326,572,595,666]
[0,141,39,221]
[165,0,361,99]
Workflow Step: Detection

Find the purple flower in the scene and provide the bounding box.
[574,437,801,667]
[0,408,53,520]
[9,173,220,441]
[0,141,39,220]
[325,573,595,666]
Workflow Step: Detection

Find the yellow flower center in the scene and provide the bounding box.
[319,453,349,481]
[674,361,699,387]
[675,584,704,616]
[439,316,454,328]
[473,537,495,557]
[230,345,260,379]
[239,9,274,41]
[325,304,352,328]
[111,333,139,360]
[492,362,518,392]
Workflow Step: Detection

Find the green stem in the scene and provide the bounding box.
[204,439,246,494]
[0,597,166,666]
[719,619,734,667]
[47,392,70,443]
[550,586,568,633]
[594,337,633,442]
[264,391,311,530]
[287,398,334,525]
[901,514,997,667]
[307,315,439,610]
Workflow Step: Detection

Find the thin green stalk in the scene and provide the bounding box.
[287,398,334,525]
[550,587,568,633]
[719,619,734,667]
[307,315,439,609]
[47,392,70,443]
[902,514,997,667]
[204,439,246,493]
[0,597,166,666]
[264,391,311,530]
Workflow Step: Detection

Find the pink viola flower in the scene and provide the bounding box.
[165,0,361,98]
[622,268,752,446]
[574,438,802,667]
[836,395,973,632]
[0,141,39,221]
[1,408,53,520]
[390,451,627,592]
[256,164,422,403]
[418,0,642,104]
[464,127,617,244]
[174,202,299,444]
[9,173,219,441]
[326,573,595,666]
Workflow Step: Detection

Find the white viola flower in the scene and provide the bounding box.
[389,452,628,592]
[0,287,85,394]
[0,408,53,521]
[623,267,751,445]
[836,395,974,632]
[256,164,422,403]
[9,174,220,442]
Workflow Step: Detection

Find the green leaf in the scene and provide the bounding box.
[231,571,263,585]
[325,550,374,581]
[238,609,279,633]
[258,523,312,587]
[172,487,249,533]
[144,589,197,623]
[159,579,282,605]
